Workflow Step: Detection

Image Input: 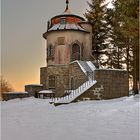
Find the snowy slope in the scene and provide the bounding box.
[1,95,140,140]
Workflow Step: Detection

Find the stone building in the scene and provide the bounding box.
[25,0,129,104]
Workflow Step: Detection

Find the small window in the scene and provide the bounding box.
[58,37,65,45]
[47,44,54,57]
[60,18,67,24]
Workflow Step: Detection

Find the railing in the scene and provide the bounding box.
[87,71,94,80]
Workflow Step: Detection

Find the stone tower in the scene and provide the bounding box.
[43,0,93,66]
[40,0,94,96]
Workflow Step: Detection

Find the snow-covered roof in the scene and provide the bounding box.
[25,84,43,87]
[48,23,87,33]
[97,69,127,71]
[38,90,54,94]
[4,92,28,94]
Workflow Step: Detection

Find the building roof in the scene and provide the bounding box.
[64,0,71,14]
[51,13,85,22]
[3,92,28,94]
[38,90,54,94]
[51,0,85,21]
[25,84,43,87]
[48,23,88,33]
[43,0,89,36]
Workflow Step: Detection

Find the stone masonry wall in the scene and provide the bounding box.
[40,67,47,89]
[74,69,129,101]
[69,62,87,89]
[44,65,69,97]
[2,93,31,101]
[40,62,87,97]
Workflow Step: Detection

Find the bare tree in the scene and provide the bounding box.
[0,76,14,100]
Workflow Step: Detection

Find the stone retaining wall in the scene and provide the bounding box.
[74,69,129,101]
[2,93,31,101]
[69,62,87,89]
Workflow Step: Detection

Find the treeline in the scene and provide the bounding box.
[85,0,139,94]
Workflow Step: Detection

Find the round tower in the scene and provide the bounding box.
[43,0,92,66]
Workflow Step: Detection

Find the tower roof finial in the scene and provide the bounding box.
[66,0,69,10]
[66,0,69,4]
[64,0,71,13]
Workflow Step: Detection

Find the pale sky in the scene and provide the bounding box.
[1,0,112,91]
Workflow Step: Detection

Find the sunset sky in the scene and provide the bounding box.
[1,0,112,91]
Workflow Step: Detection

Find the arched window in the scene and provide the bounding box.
[48,75,56,89]
[71,43,81,61]
[47,44,54,57]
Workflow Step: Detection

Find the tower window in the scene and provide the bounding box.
[60,18,67,24]
[47,44,54,57]
[71,43,81,61]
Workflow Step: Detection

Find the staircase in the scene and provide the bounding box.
[50,61,97,105]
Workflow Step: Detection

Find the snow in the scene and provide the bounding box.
[77,61,87,74]
[59,24,66,30]
[3,92,28,94]
[98,68,126,71]
[1,95,140,140]
[86,61,96,71]
[48,23,86,32]
[70,24,78,30]
[48,23,60,31]
[25,84,43,86]
[39,90,54,94]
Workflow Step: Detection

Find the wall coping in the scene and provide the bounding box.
[97,69,127,72]
[25,84,43,87]
[3,92,28,94]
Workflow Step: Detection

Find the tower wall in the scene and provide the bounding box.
[46,31,92,65]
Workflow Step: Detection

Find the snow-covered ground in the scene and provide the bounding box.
[1,95,140,140]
